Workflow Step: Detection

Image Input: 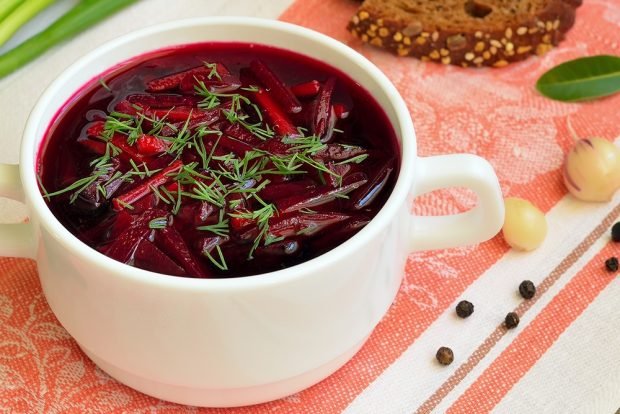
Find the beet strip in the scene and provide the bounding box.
[267,212,350,239]
[310,215,371,252]
[111,134,146,162]
[179,71,241,94]
[77,137,106,155]
[134,239,186,276]
[290,80,321,98]
[333,103,350,119]
[114,99,143,116]
[145,106,208,122]
[349,160,395,209]
[214,135,254,156]
[314,144,367,161]
[136,134,170,155]
[112,160,183,210]
[126,93,198,108]
[155,226,212,278]
[250,60,302,114]
[276,172,368,213]
[100,208,167,264]
[259,180,317,201]
[86,120,105,137]
[146,66,210,92]
[311,77,336,138]
[252,87,299,137]
[159,108,222,136]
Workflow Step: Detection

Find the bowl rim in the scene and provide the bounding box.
[21,16,417,291]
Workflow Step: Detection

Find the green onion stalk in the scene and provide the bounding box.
[0,0,25,24]
[0,0,138,78]
[0,0,56,47]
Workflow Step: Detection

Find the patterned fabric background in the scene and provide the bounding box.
[0,0,618,412]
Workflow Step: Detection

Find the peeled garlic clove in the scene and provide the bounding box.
[502,197,547,251]
[563,137,620,202]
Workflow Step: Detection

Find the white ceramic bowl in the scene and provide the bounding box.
[0,17,504,407]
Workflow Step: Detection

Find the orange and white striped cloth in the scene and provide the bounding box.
[0,0,619,412]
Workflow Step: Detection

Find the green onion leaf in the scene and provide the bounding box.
[0,0,138,78]
[0,0,55,47]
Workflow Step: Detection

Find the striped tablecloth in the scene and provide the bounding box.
[0,1,618,412]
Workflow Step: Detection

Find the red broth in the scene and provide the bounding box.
[37,42,400,278]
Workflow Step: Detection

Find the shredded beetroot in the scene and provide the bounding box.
[101,208,167,263]
[267,212,349,239]
[179,71,241,95]
[290,80,321,98]
[155,226,212,278]
[136,134,170,155]
[77,137,106,155]
[349,159,395,210]
[251,87,299,137]
[126,93,198,108]
[146,66,211,92]
[314,144,367,161]
[250,60,302,114]
[112,160,183,210]
[134,239,186,276]
[333,103,350,120]
[39,44,399,278]
[276,173,368,214]
[311,77,336,139]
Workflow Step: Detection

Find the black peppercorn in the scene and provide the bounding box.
[505,312,520,329]
[455,300,474,318]
[605,257,619,272]
[436,347,454,365]
[611,222,620,242]
[518,280,536,299]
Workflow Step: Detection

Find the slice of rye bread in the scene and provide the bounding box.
[347,0,582,67]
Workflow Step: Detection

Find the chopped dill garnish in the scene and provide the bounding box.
[204,244,228,271]
[98,78,112,92]
[148,217,168,229]
[204,62,222,81]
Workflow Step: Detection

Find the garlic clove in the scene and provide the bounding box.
[563,137,620,202]
[502,197,547,251]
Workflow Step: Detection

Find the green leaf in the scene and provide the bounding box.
[0,0,137,78]
[536,55,620,102]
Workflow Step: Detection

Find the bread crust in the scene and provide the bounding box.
[347,0,582,67]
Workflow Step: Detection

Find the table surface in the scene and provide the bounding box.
[0,1,618,413]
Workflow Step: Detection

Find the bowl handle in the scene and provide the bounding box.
[410,154,505,251]
[0,164,35,259]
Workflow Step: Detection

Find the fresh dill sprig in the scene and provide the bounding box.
[230,196,277,258]
[335,153,369,165]
[240,85,260,93]
[103,111,144,145]
[167,111,194,156]
[114,199,134,210]
[42,163,113,203]
[204,62,222,81]
[98,78,112,92]
[188,179,227,207]
[264,234,284,246]
[197,210,229,237]
[148,216,168,229]
[194,80,245,109]
[204,244,228,271]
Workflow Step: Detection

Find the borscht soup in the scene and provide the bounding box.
[37,42,399,278]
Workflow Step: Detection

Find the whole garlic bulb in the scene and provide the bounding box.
[563,137,620,202]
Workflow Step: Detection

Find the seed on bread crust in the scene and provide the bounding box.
[347,0,582,68]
